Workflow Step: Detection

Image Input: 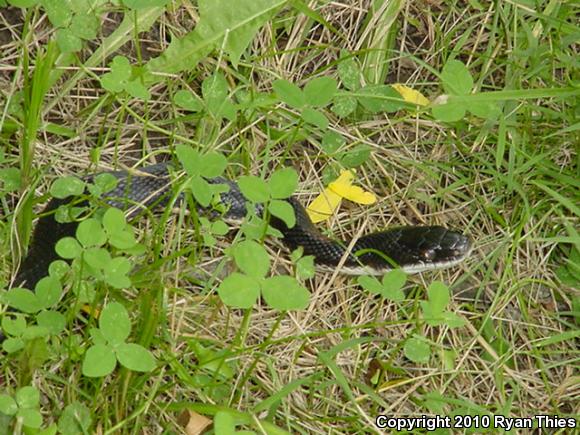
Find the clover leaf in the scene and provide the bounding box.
[82,302,156,377]
[237,168,298,229]
[358,269,407,302]
[0,386,43,429]
[100,55,151,100]
[432,59,500,122]
[419,281,465,328]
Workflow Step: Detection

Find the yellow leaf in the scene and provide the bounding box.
[307,188,343,223]
[329,180,376,204]
[307,170,376,223]
[393,84,430,107]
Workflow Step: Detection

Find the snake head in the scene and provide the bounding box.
[417,227,471,269]
[354,226,472,274]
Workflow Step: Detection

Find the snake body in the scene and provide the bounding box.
[13,162,471,289]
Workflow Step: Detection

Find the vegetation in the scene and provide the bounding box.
[0,0,578,433]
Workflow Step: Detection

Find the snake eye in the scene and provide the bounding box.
[421,249,436,261]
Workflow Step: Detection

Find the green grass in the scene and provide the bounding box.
[0,0,579,433]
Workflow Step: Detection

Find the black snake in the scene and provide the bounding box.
[12,162,471,290]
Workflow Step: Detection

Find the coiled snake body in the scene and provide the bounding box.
[13,162,471,289]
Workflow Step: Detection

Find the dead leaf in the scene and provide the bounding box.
[177,409,212,435]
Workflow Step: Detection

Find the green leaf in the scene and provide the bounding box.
[0,394,18,416]
[202,233,217,247]
[174,89,203,112]
[100,56,132,93]
[556,265,580,288]
[89,327,106,346]
[56,28,82,53]
[9,0,39,7]
[50,176,85,199]
[440,59,473,95]
[50,6,165,111]
[0,167,21,191]
[76,219,106,248]
[338,52,360,91]
[116,343,156,372]
[125,78,151,100]
[18,407,43,429]
[35,276,63,309]
[198,152,227,178]
[2,337,25,353]
[217,273,260,309]
[100,74,124,94]
[44,122,77,138]
[82,344,117,377]
[21,325,49,339]
[420,301,443,326]
[102,208,127,233]
[42,0,72,27]
[197,0,281,67]
[431,96,466,122]
[240,214,270,241]
[321,131,345,155]
[3,288,42,313]
[268,199,296,228]
[442,312,466,328]
[468,100,501,119]
[211,220,229,236]
[268,167,298,199]
[1,315,27,336]
[189,176,213,208]
[90,173,118,196]
[57,402,92,435]
[357,85,405,113]
[339,144,371,168]
[16,386,40,408]
[331,95,357,118]
[146,25,211,76]
[108,228,137,250]
[214,411,237,435]
[219,100,237,121]
[304,77,337,107]
[233,240,270,278]
[301,107,328,129]
[103,257,132,289]
[55,237,83,259]
[36,310,66,335]
[191,342,235,379]
[295,255,315,280]
[357,275,383,295]
[238,175,270,203]
[426,281,450,314]
[176,144,203,176]
[99,302,131,346]
[262,276,310,310]
[83,248,111,280]
[273,79,306,109]
[48,259,69,280]
[404,337,431,363]
[380,269,406,301]
[123,0,169,9]
[566,248,580,281]
[70,13,98,40]
[202,72,229,116]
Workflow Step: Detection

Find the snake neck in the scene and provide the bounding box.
[270,197,359,269]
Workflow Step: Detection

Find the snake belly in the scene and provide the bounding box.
[12,162,471,289]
